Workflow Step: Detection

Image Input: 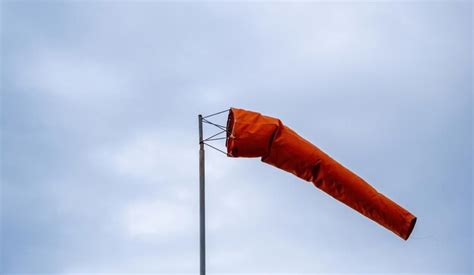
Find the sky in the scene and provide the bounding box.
[0,1,472,274]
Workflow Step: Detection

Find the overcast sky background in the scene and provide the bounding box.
[1,1,472,274]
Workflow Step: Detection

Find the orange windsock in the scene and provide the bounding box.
[226,107,416,240]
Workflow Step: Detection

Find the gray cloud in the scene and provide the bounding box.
[1,1,472,274]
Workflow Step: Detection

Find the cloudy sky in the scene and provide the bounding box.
[1,1,472,274]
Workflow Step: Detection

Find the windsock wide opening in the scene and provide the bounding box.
[225,108,235,156]
[226,107,280,158]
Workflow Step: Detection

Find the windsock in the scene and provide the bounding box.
[226,107,416,240]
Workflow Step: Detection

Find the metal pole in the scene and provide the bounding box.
[198,114,206,275]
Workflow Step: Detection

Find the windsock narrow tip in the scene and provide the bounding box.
[402,215,417,240]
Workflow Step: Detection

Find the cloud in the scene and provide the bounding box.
[92,130,195,184]
[121,199,194,239]
[1,1,472,273]
[15,47,132,100]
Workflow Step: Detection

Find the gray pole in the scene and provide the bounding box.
[198,114,206,275]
